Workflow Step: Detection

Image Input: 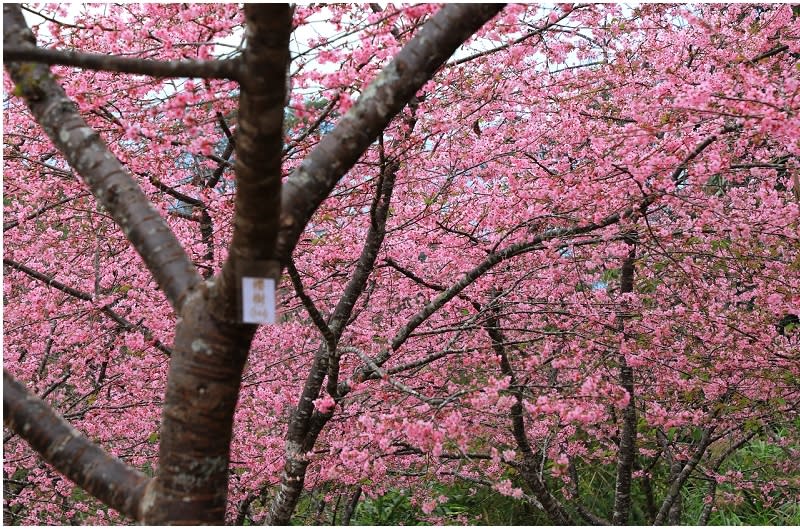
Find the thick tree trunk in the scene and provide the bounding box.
[143,5,292,523]
[3,3,510,525]
[140,288,258,523]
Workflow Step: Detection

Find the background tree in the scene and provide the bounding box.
[4,3,800,525]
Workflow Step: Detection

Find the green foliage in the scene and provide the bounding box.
[601,267,621,283]
[668,431,800,525]
[438,481,553,525]
[353,490,423,525]
[276,430,799,526]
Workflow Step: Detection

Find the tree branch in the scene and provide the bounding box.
[390,126,736,355]
[383,256,446,291]
[215,111,235,143]
[2,46,241,80]
[206,138,235,189]
[146,172,204,207]
[267,9,506,523]
[3,192,90,232]
[390,219,622,354]
[4,257,92,301]
[3,369,148,521]
[275,3,505,263]
[653,427,715,525]
[328,158,398,339]
[284,94,340,155]
[287,258,336,350]
[3,4,202,312]
[446,5,587,67]
[4,258,173,356]
[342,346,446,405]
[746,44,789,64]
[266,169,406,522]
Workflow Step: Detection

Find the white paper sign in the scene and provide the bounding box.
[241,277,276,324]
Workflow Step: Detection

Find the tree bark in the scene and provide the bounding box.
[2,45,240,79]
[612,243,637,525]
[3,4,202,313]
[653,428,714,525]
[342,486,362,525]
[275,3,506,262]
[3,370,148,520]
[142,5,291,524]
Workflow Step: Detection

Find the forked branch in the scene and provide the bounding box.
[276,3,506,262]
[3,4,202,313]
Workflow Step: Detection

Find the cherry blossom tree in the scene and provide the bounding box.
[4,3,800,526]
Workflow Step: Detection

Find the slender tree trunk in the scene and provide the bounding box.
[264,343,332,525]
[698,480,717,525]
[342,486,362,525]
[667,479,683,525]
[654,428,713,525]
[266,8,506,523]
[612,242,637,525]
[482,295,576,525]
